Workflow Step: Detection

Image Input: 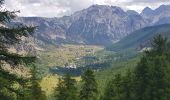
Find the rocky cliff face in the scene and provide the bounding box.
[141,5,170,25]
[14,5,170,46]
[66,5,147,45]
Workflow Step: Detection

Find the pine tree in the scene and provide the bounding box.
[102,78,116,100]
[63,74,77,100]
[55,74,77,100]
[79,69,98,100]
[55,78,66,100]
[0,0,36,98]
[17,65,47,100]
[121,70,134,100]
[30,65,47,100]
[133,57,150,100]
[102,74,123,100]
[151,34,168,54]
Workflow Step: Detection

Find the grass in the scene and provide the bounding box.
[40,74,59,96]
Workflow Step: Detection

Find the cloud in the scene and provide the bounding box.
[3,0,170,17]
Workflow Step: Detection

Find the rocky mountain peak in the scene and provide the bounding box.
[142,7,153,15]
[141,5,170,25]
[156,5,170,11]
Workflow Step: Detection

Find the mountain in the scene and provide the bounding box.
[65,5,146,45]
[13,5,170,46]
[107,24,170,51]
[14,5,147,45]
[141,5,170,25]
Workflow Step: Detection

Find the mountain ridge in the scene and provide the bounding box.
[14,4,170,46]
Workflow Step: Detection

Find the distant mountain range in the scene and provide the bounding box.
[13,4,170,45]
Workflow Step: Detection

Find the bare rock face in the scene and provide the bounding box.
[14,5,170,46]
[66,5,147,45]
[141,5,170,25]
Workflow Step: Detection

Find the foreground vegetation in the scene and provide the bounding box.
[0,0,45,99]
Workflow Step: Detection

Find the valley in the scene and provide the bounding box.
[37,44,103,68]
[21,5,170,97]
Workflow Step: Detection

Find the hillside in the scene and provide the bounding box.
[108,24,170,51]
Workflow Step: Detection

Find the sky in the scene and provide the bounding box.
[3,0,170,17]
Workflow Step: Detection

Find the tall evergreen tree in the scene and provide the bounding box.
[63,74,77,100]
[30,65,47,100]
[151,34,168,54]
[121,70,134,100]
[55,74,77,100]
[133,57,150,100]
[102,70,134,100]
[79,69,98,100]
[102,74,124,100]
[55,78,66,100]
[17,65,47,100]
[0,0,36,99]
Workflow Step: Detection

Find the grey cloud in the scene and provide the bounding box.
[4,0,170,17]
[131,0,170,3]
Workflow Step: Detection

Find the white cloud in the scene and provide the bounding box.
[3,0,170,17]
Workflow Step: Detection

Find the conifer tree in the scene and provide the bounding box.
[30,65,47,100]
[102,70,135,100]
[121,70,134,100]
[63,74,77,100]
[151,34,168,54]
[55,78,66,100]
[0,0,36,98]
[55,74,77,100]
[17,65,47,100]
[79,69,98,100]
[102,74,123,100]
[133,57,150,100]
